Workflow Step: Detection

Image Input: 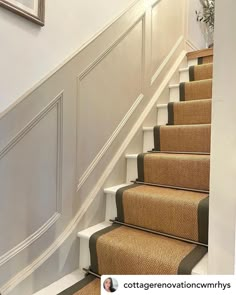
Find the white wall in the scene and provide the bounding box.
[208,0,236,274]
[186,0,207,50]
[0,0,135,114]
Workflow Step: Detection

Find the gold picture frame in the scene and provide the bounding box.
[0,0,45,26]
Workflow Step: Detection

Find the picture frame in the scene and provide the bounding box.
[0,0,45,26]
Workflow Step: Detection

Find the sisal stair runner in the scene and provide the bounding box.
[179,79,212,101]
[61,50,213,294]
[189,64,213,81]
[116,184,209,244]
[89,225,207,275]
[153,124,211,153]
[137,153,210,191]
[168,99,211,125]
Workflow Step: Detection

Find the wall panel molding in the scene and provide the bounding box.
[0,213,60,268]
[79,15,145,82]
[77,15,146,191]
[0,92,63,267]
[0,50,186,295]
[150,0,185,85]
[151,35,184,85]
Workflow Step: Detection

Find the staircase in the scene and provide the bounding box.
[59,49,213,294]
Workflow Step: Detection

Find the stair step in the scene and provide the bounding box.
[137,153,210,192]
[167,99,212,125]
[153,124,211,153]
[77,222,208,275]
[189,63,213,82]
[180,79,212,101]
[112,184,209,244]
[187,48,213,61]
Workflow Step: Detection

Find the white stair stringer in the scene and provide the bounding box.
[77,219,208,275]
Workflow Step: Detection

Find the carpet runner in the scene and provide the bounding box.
[60,49,213,294]
[116,184,209,243]
[89,225,207,275]
[189,64,213,81]
[180,79,212,101]
[153,124,211,153]
[137,153,210,191]
[168,99,211,125]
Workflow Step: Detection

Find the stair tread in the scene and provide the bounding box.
[104,183,130,194]
[115,183,209,243]
[153,124,211,153]
[89,224,207,275]
[77,221,110,238]
[187,48,213,60]
[189,64,213,81]
[156,103,167,108]
[180,79,212,101]
[168,99,211,125]
[125,154,138,159]
[137,153,210,191]
[77,222,208,275]
[143,126,153,131]
[169,83,179,88]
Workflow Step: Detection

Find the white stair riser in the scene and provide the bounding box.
[143,129,154,152]
[179,69,189,82]
[157,105,168,125]
[187,58,198,67]
[126,156,138,183]
[105,192,117,221]
[169,85,179,102]
[79,239,90,270]
[104,184,131,221]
